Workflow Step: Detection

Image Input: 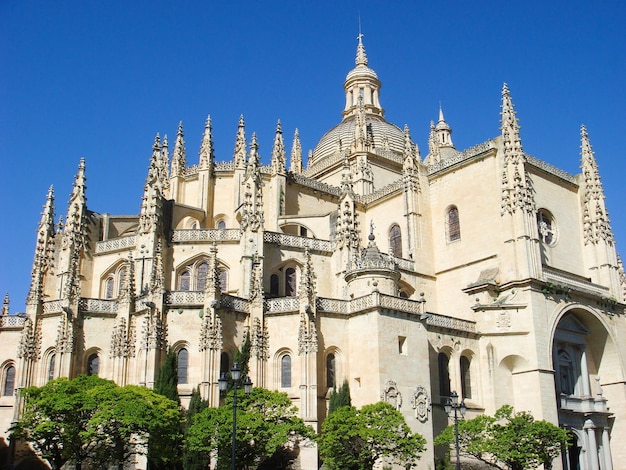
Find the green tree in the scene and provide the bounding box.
[319,402,426,470]
[328,379,351,415]
[183,387,210,470]
[14,375,113,470]
[14,376,183,470]
[186,387,315,469]
[150,348,183,469]
[88,384,184,470]
[154,347,180,404]
[434,405,569,470]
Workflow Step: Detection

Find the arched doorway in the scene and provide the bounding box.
[552,309,619,470]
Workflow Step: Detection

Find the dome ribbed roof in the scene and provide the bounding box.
[310,115,405,165]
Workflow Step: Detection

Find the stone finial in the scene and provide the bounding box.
[271,120,286,176]
[199,115,214,170]
[290,128,303,174]
[2,293,8,315]
[581,125,613,245]
[500,83,535,215]
[171,121,186,177]
[234,115,247,168]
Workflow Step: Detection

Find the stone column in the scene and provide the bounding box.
[585,421,600,470]
[602,427,613,470]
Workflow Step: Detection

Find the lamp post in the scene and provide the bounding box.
[444,391,466,470]
[218,362,253,470]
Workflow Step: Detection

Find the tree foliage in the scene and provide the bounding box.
[319,402,426,470]
[183,387,210,470]
[434,405,569,470]
[328,379,351,415]
[186,387,315,469]
[14,375,183,470]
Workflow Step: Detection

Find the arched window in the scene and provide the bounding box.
[48,354,56,382]
[281,355,292,388]
[446,206,461,242]
[105,278,114,299]
[460,356,472,399]
[438,352,451,399]
[87,354,99,376]
[117,268,127,296]
[179,270,191,291]
[270,274,279,297]
[217,220,226,230]
[3,366,15,396]
[196,263,209,291]
[285,268,297,297]
[220,352,230,376]
[389,224,402,258]
[178,348,189,385]
[326,353,336,389]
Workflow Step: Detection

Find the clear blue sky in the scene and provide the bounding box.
[1,1,625,312]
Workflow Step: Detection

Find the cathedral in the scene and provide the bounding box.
[1,36,625,469]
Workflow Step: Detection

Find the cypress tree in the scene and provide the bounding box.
[154,348,180,404]
[149,348,183,469]
[328,379,351,415]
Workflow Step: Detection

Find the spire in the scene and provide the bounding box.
[290,128,303,174]
[28,186,56,305]
[139,134,167,235]
[60,159,89,302]
[234,115,247,168]
[500,83,535,215]
[199,115,214,170]
[356,32,368,66]
[271,120,286,175]
[63,158,88,249]
[581,125,613,245]
[427,121,441,164]
[170,121,186,177]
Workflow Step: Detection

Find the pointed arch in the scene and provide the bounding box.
[389,223,402,258]
[445,205,460,242]
[2,362,15,396]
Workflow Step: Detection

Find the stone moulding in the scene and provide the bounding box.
[171,229,242,243]
[0,315,27,328]
[263,231,333,253]
[428,140,496,175]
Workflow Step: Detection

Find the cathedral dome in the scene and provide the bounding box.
[310,115,405,166]
[309,35,405,168]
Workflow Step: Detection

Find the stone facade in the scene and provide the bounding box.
[1,36,625,470]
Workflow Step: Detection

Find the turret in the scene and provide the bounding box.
[27,186,56,308]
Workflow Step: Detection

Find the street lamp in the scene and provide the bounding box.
[444,391,466,470]
[218,362,253,470]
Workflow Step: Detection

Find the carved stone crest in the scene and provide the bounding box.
[411,386,431,422]
[381,379,402,410]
